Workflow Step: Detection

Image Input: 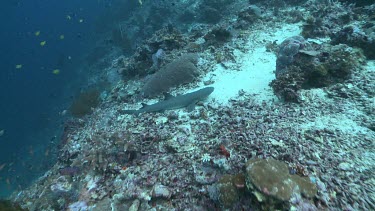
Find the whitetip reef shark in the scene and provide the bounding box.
[120,87,214,115]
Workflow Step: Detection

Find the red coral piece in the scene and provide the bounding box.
[219,145,230,159]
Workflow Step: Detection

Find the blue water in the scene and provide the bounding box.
[0,0,117,198]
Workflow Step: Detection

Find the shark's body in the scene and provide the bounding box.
[120,87,214,115]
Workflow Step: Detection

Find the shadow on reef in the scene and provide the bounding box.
[69,88,101,118]
[338,0,374,6]
[0,200,25,211]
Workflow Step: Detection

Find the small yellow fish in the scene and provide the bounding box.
[52,69,60,74]
[79,19,84,23]
[0,163,6,171]
[15,64,22,69]
[44,149,49,157]
[66,15,72,20]
[59,34,65,40]
[40,41,46,46]
[29,146,34,157]
[35,31,40,36]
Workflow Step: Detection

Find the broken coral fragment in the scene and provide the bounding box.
[152,184,172,199]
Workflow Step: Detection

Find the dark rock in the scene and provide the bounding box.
[338,0,374,6]
[275,36,311,77]
[204,27,233,46]
[238,5,262,24]
[331,25,375,59]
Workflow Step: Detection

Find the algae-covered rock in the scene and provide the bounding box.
[245,158,317,204]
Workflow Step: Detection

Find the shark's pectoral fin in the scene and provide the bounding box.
[186,102,196,112]
[119,109,136,115]
[163,92,174,100]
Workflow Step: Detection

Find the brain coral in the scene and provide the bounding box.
[142,53,200,97]
[245,158,317,202]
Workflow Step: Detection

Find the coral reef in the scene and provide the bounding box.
[301,1,354,38]
[11,83,375,210]
[271,36,365,102]
[118,26,189,78]
[8,1,375,211]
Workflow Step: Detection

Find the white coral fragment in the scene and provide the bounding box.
[201,153,212,163]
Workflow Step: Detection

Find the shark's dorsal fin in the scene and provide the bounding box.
[141,103,149,108]
[163,92,174,100]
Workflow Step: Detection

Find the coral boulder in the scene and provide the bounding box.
[142,53,200,97]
